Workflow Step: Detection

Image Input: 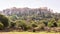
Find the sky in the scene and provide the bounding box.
[0,0,60,13]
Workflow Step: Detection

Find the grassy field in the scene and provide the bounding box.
[0,32,60,34]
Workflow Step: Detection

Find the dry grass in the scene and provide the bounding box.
[0,32,60,34]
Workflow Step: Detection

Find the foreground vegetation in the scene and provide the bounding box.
[0,11,60,32]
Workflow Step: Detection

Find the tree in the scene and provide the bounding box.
[0,14,9,27]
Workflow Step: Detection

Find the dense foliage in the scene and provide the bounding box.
[0,14,9,27]
[0,12,60,32]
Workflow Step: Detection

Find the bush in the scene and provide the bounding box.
[57,19,60,27]
[38,23,45,30]
[0,22,4,30]
[0,14,9,27]
[48,18,57,27]
[43,21,48,26]
[26,25,32,30]
[48,22,53,27]
[30,20,38,28]
[10,21,16,28]
[31,23,37,27]
[15,20,28,31]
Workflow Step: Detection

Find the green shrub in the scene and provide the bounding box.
[10,21,16,28]
[31,23,37,27]
[57,19,60,27]
[48,18,57,27]
[30,20,38,28]
[0,22,4,30]
[15,20,28,31]
[48,22,53,27]
[26,25,32,30]
[0,14,9,27]
[38,23,45,30]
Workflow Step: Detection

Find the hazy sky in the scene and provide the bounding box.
[0,0,60,13]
